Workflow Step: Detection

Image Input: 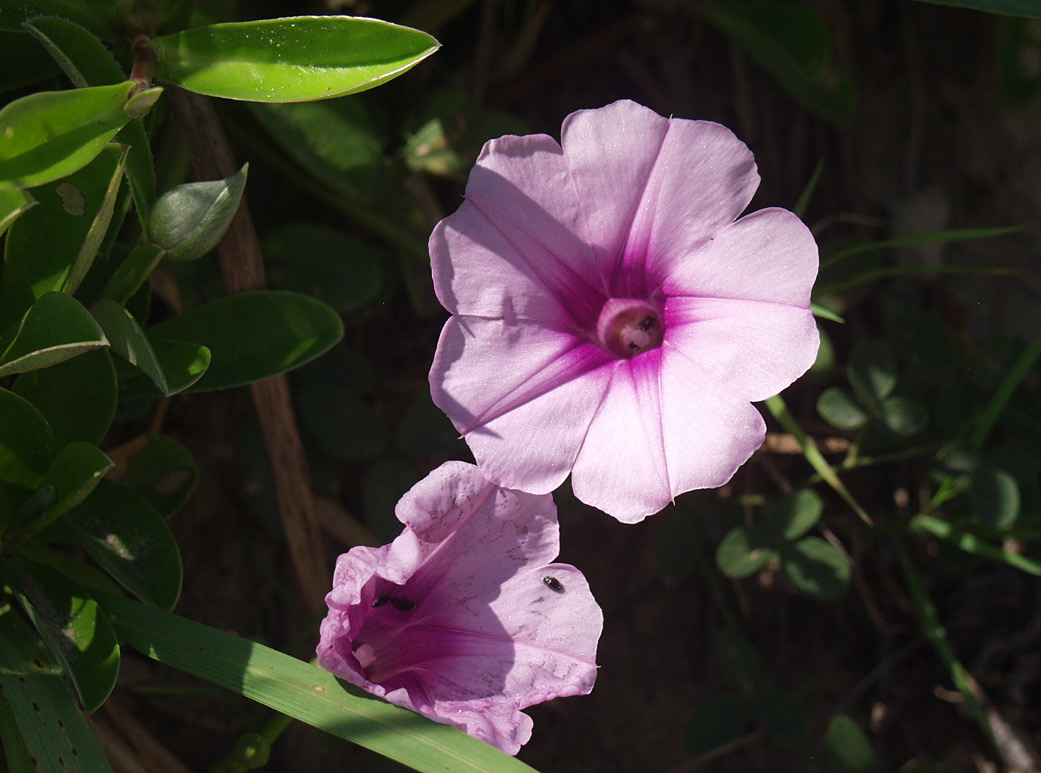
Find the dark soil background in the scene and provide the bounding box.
[92,1,1041,771]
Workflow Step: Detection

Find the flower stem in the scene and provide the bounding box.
[763,395,873,526]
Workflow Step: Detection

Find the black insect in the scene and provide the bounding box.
[638,315,656,331]
[372,595,415,611]
[542,576,564,593]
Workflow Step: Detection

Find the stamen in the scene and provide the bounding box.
[596,299,665,359]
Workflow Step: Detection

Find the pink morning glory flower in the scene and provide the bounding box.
[315,461,602,755]
[429,99,820,522]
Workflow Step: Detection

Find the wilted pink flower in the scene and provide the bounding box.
[429,99,819,522]
[316,461,602,755]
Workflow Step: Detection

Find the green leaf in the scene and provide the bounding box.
[0,293,108,378]
[913,0,1041,18]
[969,464,1020,529]
[0,0,120,37]
[0,30,61,92]
[115,434,196,519]
[114,337,212,399]
[878,395,929,436]
[0,605,112,772]
[769,489,824,541]
[91,300,178,395]
[716,525,778,578]
[23,16,157,222]
[57,478,182,610]
[19,441,113,535]
[152,17,440,102]
[712,629,763,690]
[817,387,867,430]
[102,243,166,304]
[11,558,121,713]
[707,2,854,125]
[847,338,897,405]
[782,536,850,601]
[148,164,247,262]
[0,81,133,189]
[99,594,537,773]
[0,388,52,489]
[24,16,126,88]
[146,291,343,391]
[0,689,35,773]
[261,223,387,312]
[0,186,35,235]
[13,349,117,448]
[0,144,128,330]
[826,714,880,773]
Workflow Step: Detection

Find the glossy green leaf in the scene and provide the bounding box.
[0,293,108,378]
[913,0,1041,17]
[769,489,824,541]
[146,291,343,391]
[0,0,120,37]
[13,349,117,448]
[0,144,127,330]
[103,243,165,304]
[21,441,113,535]
[716,526,778,578]
[24,16,157,222]
[826,714,881,773]
[0,388,52,489]
[782,536,850,601]
[114,336,212,399]
[152,16,439,102]
[148,165,247,261]
[0,689,35,773]
[878,395,929,436]
[0,605,111,772]
[58,478,182,610]
[116,434,196,519]
[99,594,537,773]
[91,300,168,393]
[0,186,35,235]
[707,2,854,125]
[12,558,120,713]
[0,30,61,92]
[847,338,897,405]
[969,464,1020,528]
[261,223,387,312]
[816,387,867,430]
[0,80,133,189]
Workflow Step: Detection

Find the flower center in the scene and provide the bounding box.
[596,298,664,359]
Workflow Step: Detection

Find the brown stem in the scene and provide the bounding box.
[167,87,329,617]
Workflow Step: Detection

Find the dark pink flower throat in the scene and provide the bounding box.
[596,298,664,359]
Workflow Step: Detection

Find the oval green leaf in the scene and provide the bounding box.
[114,336,212,399]
[57,478,182,610]
[782,536,850,601]
[769,488,824,541]
[152,16,439,102]
[0,80,133,189]
[13,349,117,448]
[99,594,537,773]
[0,605,112,772]
[969,464,1020,529]
[816,386,867,430]
[0,387,52,489]
[0,293,108,378]
[19,441,114,535]
[0,143,127,330]
[148,164,247,261]
[878,395,929,436]
[115,434,196,519]
[826,714,881,773]
[716,525,778,579]
[0,1,120,37]
[146,291,343,391]
[0,186,35,235]
[91,300,169,393]
[848,337,897,405]
[12,557,121,713]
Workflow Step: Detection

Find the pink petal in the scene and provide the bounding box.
[665,297,819,401]
[570,353,673,522]
[436,133,605,327]
[661,207,818,305]
[621,116,760,293]
[559,100,670,290]
[431,316,614,494]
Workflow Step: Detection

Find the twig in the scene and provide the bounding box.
[167,87,330,617]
